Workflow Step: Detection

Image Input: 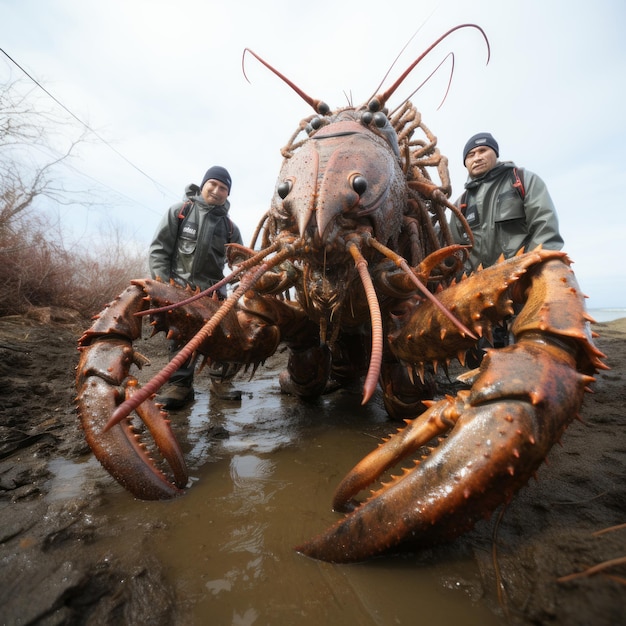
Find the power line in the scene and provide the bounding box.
[0,46,174,197]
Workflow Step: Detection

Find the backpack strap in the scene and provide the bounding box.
[173,200,195,246]
[459,190,468,215]
[177,200,193,221]
[512,167,525,200]
[225,217,235,242]
[169,201,193,281]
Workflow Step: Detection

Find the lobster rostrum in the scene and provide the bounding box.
[75,24,606,561]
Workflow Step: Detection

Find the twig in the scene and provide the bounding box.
[603,574,626,586]
[553,491,608,505]
[492,505,510,619]
[592,522,626,537]
[557,556,626,583]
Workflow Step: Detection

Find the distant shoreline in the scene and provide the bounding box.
[587,308,626,323]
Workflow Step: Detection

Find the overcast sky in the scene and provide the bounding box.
[2,0,624,308]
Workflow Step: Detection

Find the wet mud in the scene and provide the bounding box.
[0,313,624,625]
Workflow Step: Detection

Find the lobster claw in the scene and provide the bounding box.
[77,327,188,500]
[296,335,595,563]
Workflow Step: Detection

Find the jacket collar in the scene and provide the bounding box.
[464,161,515,190]
[195,196,230,215]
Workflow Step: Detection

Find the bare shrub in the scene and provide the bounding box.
[0,212,62,315]
[68,220,149,318]
[0,211,147,318]
[0,66,148,319]
[0,67,91,231]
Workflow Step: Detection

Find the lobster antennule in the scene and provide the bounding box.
[389,51,455,115]
[370,23,490,111]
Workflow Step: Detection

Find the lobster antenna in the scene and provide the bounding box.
[242,48,330,116]
[368,23,490,111]
[389,52,455,116]
[368,10,435,98]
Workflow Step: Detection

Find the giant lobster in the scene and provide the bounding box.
[75,24,606,563]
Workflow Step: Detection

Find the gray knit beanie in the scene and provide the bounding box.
[200,166,232,192]
[462,133,499,163]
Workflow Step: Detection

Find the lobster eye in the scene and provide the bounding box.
[373,111,388,128]
[351,175,367,195]
[277,181,292,199]
[317,101,330,115]
[368,98,381,112]
[360,111,373,126]
[306,116,323,135]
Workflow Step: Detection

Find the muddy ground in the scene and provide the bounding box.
[0,309,624,625]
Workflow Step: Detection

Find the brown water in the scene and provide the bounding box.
[58,357,502,625]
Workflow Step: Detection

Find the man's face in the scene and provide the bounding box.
[464,146,498,178]
[201,179,229,205]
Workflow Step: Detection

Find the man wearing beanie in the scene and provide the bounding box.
[449,133,564,362]
[450,132,563,272]
[149,166,243,407]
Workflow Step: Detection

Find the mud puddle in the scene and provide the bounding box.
[65,360,499,625]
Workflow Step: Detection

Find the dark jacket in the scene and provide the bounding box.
[149,183,243,294]
[449,161,564,273]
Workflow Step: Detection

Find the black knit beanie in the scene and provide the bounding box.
[200,166,232,192]
[462,133,499,163]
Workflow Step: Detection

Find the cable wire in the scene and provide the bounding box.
[1,46,174,197]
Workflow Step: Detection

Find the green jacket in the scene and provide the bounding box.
[450,162,563,273]
[149,184,243,295]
